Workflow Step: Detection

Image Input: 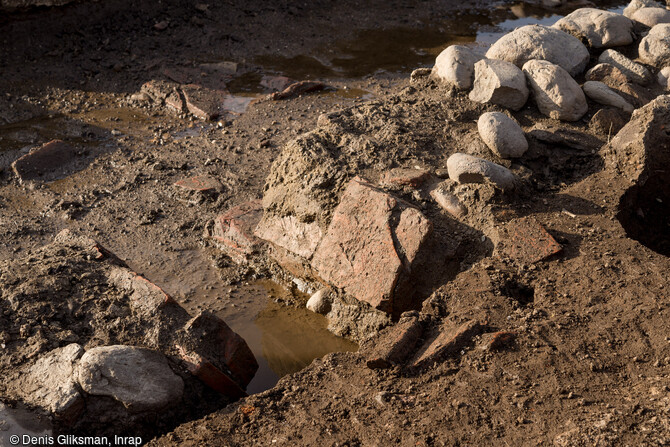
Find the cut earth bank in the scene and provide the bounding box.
[0,0,669,445]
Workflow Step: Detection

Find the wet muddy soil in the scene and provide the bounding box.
[2,0,670,445]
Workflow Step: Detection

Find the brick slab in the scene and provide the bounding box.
[498,217,562,263]
[365,316,424,369]
[108,267,175,315]
[181,84,228,120]
[212,200,264,259]
[177,346,247,400]
[311,177,432,313]
[412,320,483,369]
[12,140,78,183]
[254,214,323,260]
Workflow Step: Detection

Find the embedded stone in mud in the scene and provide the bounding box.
[638,23,670,67]
[598,49,653,86]
[583,81,634,113]
[432,45,484,90]
[446,153,516,191]
[553,8,634,49]
[310,177,432,313]
[469,59,529,111]
[631,7,670,28]
[522,59,588,122]
[77,345,184,413]
[11,140,79,183]
[210,200,264,260]
[14,344,85,425]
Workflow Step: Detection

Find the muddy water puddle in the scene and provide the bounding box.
[224,281,357,394]
[0,403,52,447]
[250,1,627,79]
[126,248,356,394]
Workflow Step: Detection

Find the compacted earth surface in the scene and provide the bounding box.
[1,0,670,446]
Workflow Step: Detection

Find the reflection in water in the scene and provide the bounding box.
[253,1,628,80]
[221,95,257,116]
[476,4,626,45]
[255,300,357,378]
[222,281,357,394]
[0,403,52,447]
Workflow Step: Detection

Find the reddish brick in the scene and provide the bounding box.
[412,320,483,369]
[380,168,431,188]
[365,316,424,369]
[182,313,258,388]
[311,177,432,313]
[12,140,78,183]
[479,331,516,351]
[498,217,562,263]
[211,200,264,260]
[269,80,325,100]
[177,346,247,400]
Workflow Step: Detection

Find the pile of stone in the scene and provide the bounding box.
[432,3,669,196]
[434,6,669,117]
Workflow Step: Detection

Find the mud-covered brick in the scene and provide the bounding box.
[498,217,563,263]
[108,267,176,315]
[380,168,431,188]
[181,312,258,388]
[411,320,483,369]
[311,177,432,313]
[54,229,127,265]
[364,315,424,369]
[479,331,517,351]
[177,347,247,400]
[13,344,85,426]
[269,81,325,100]
[211,200,264,260]
[173,175,223,204]
[140,79,180,103]
[181,84,228,120]
[11,140,78,183]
